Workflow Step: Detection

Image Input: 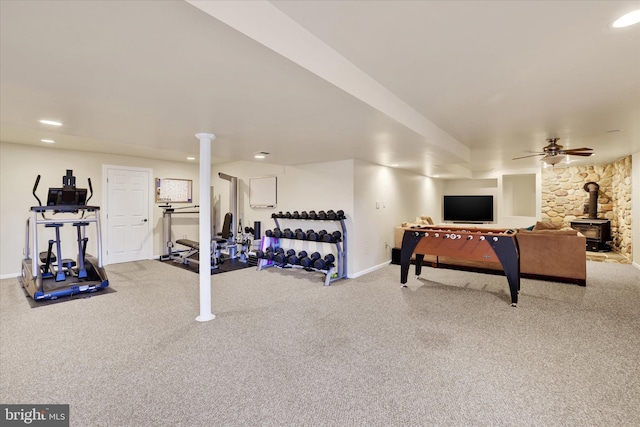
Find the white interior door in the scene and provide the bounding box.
[105,166,152,264]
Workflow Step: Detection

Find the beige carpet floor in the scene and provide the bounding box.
[1,259,639,426]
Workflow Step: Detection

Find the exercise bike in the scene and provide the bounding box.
[20,170,109,300]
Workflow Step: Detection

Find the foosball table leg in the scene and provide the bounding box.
[414,254,425,277]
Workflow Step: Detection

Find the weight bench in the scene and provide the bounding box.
[175,239,199,250]
[174,239,201,266]
[172,212,233,269]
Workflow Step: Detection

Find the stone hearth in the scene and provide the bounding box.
[586,250,630,264]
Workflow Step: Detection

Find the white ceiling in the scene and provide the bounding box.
[1,0,639,178]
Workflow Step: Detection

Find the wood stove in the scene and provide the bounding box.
[570,181,611,252]
[570,219,611,252]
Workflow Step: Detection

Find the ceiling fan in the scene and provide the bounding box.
[512,138,593,165]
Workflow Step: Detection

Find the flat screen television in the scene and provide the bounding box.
[443,195,494,223]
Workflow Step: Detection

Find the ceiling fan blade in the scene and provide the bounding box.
[564,152,594,157]
[563,147,593,153]
[525,138,596,162]
[512,153,545,160]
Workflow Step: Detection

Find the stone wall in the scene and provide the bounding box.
[541,156,632,260]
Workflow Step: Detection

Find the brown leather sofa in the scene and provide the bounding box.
[394,223,587,285]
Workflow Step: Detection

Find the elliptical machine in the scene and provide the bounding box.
[20,170,109,300]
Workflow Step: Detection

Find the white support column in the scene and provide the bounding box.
[195,133,216,322]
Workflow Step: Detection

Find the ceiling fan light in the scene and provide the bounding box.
[542,155,563,166]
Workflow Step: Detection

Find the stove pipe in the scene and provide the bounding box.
[583,181,599,219]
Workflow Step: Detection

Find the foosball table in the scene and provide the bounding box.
[399,226,520,306]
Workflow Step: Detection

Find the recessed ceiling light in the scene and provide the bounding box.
[390,163,399,167]
[613,10,640,28]
[41,139,55,144]
[187,156,195,160]
[254,151,270,159]
[39,119,62,126]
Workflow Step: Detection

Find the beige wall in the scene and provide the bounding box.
[218,158,442,277]
[352,160,442,275]
[210,159,356,276]
[1,142,437,278]
[3,141,636,278]
[0,142,201,278]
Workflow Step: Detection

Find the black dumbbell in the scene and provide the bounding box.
[272,228,283,238]
[308,210,317,219]
[326,210,337,220]
[300,211,308,219]
[255,246,272,259]
[292,211,300,219]
[317,210,327,219]
[284,211,293,219]
[313,254,336,270]
[282,228,294,239]
[281,249,296,264]
[321,230,342,242]
[244,226,254,234]
[265,247,277,261]
[321,230,334,242]
[265,229,274,237]
[317,230,328,241]
[336,210,345,219]
[305,229,318,241]
[293,228,305,239]
[273,248,286,263]
[288,250,307,265]
[300,252,321,268]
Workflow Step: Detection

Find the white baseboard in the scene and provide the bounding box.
[348,260,391,279]
[1,272,19,280]
[633,261,640,271]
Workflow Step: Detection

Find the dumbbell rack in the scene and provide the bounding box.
[257,214,347,286]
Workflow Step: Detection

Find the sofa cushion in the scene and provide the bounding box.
[533,221,563,231]
[417,216,434,225]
